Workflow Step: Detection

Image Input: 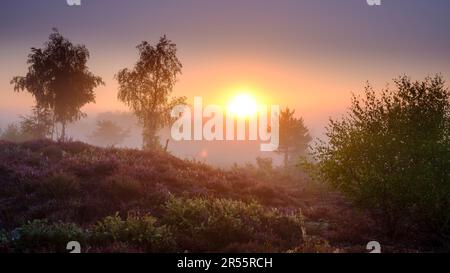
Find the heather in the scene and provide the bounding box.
[1,140,443,253]
[0,140,307,252]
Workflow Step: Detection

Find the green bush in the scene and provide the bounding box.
[12,220,87,252]
[0,229,8,251]
[313,75,450,236]
[162,196,304,251]
[92,213,176,252]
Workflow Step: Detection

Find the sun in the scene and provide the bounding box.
[227,93,258,118]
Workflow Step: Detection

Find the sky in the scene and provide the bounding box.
[1,0,450,164]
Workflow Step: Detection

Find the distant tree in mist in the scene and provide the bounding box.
[278,108,312,168]
[96,112,139,127]
[313,75,450,236]
[0,124,24,142]
[20,106,53,140]
[0,107,53,143]
[11,29,104,141]
[116,36,186,150]
[256,157,274,172]
[89,120,130,147]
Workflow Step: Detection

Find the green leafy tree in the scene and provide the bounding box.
[313,75,450,236]
[278,108,312,168]
[11,29,104,141]
[89,120,130,147]
[116,36,186,150]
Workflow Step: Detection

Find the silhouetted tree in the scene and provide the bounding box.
[116,36,186,150]
[313,75,450,236]
[89,120,130,147]
[11,29,104,141]
[278,108,312,168]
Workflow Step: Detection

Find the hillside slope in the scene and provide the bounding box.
[0,140,392,252]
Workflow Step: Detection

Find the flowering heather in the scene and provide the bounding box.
[0,140,434,252]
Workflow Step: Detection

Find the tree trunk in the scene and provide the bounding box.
[164,138,170,152]
[51,114,56,140]
[61,121,66,142]
[284,147,289,169]
[142,121,159,150]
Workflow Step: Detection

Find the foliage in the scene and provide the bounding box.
[162,196,304,252]
[256,157,274,172]
[278,108,312,168]
[20,106,53,140]
[313,75,450,236]
[0,124,30,142]
[89,120,130,147]
[116,36,186,150]
[92,213,176,252]
[11,220,87,252]
[0,229,8,250]
[11,29,104,140]
[38,173,80,200]
[0,107,53,143]
[0,139,444,252]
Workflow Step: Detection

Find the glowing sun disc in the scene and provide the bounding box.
[227,93,258,117]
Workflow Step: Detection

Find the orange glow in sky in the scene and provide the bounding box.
[1,0,450,140]
[227,93,258,118]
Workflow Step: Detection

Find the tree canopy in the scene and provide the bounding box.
[116,36,186,150]
[11,29,104,141]
[313,75,450,235]
[278,108,312,168]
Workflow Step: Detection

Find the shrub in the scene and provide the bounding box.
[60,141,92,155]
[19,139,54,152]
[38,173,80,199]
[70,156,119,179]
[92,213,176,252]
[287,236,337,253]
[313,75,450,237]
[0,123,31,142]
[40,145,64,161]
[101,175,143,202]
[162,197,304,252]
[0,229,9,251]
[12,220,87,252]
